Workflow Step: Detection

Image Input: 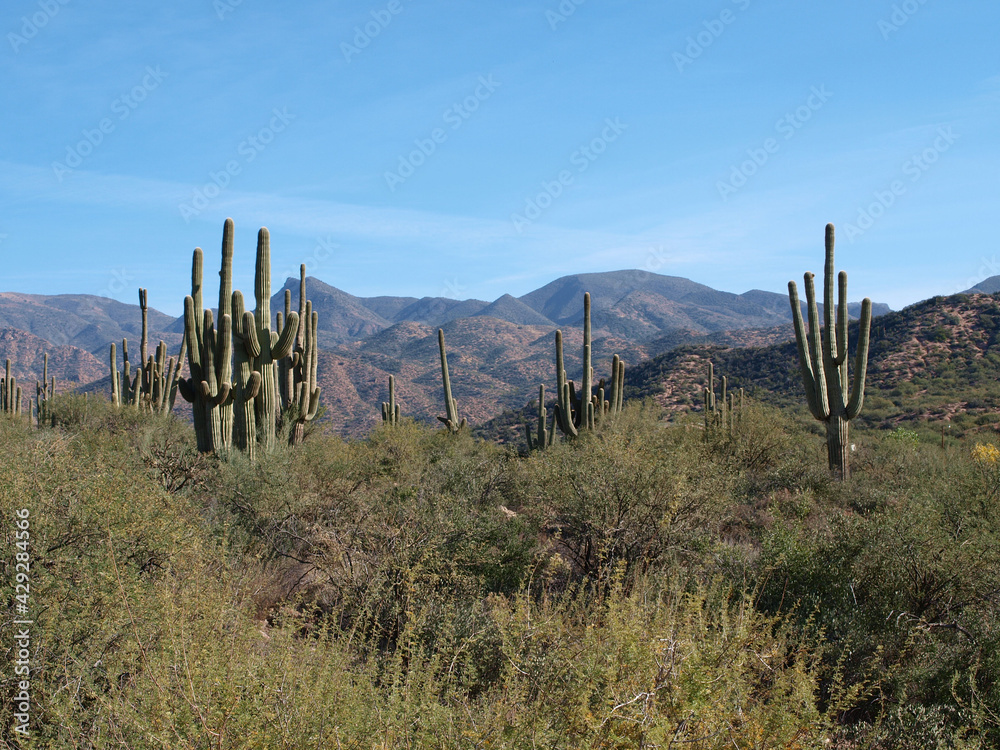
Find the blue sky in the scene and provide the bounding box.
[1,0,997,316]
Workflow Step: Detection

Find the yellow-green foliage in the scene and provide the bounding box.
[2,398,999,747]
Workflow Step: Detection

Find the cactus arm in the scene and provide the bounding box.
[803,273,830,418]
[272,311,300,360]
[823,223,838,365]
[554,330,577,437]
[110,343,120,407]
[788,281,822,419]
[177,377,197,403]
[191,248,204,357]
[219,218,234,321]
[836,271,849,365]
[846,298,872,420]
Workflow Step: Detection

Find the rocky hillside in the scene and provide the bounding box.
[0,328,105,388]
[626,292,1000,434]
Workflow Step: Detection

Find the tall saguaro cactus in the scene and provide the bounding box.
[437,328,466,432]
[179,239,235,453]
[246,228,299,450]
[788,223,872,480]
[553,292,625,438]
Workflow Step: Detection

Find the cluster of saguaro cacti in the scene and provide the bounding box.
[703,361,743,433]
[2,359,23,416]
[110,289,186,414]
[525,384,555,451]
[175,219,317,458]
[382,375,401,426]
[437,329,466,432]
[788,223,872,480]
[553,293,626,438]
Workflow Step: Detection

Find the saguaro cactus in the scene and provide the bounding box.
[178,239,235,452]
[437,328,466,432]
[525,384,554,452]
[702,361,743,434]
[230,290,262,459]
[382,375,401,426]
[788,223,872,480]
[36,353,54,427]
[287,300,320,444]
[245,228,299,450]
[553,292,625,438]
[2,359,20,415]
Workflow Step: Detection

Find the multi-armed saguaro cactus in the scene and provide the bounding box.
[382,375,401,426]
[280,266,321,445]
[788,223,872,480]
[175,220,316,457]
[178,230,235,452]
[437,328,466,432]
[244,228,299,450]
[553,293,625,438]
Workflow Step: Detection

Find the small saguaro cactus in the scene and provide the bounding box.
[702,361,743,433]
[382,375,401,426]
[437,328,466,432]
[525,384,554,452]
[788,223,872,480]
[36,353,54,427]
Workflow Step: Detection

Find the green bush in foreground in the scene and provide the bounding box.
[1,400,998,747]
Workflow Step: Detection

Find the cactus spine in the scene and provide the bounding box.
[437,328,466,432]
[382,375,401,426]
[788,223,872,480]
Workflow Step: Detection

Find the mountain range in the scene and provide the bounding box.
[0,269,894,433]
